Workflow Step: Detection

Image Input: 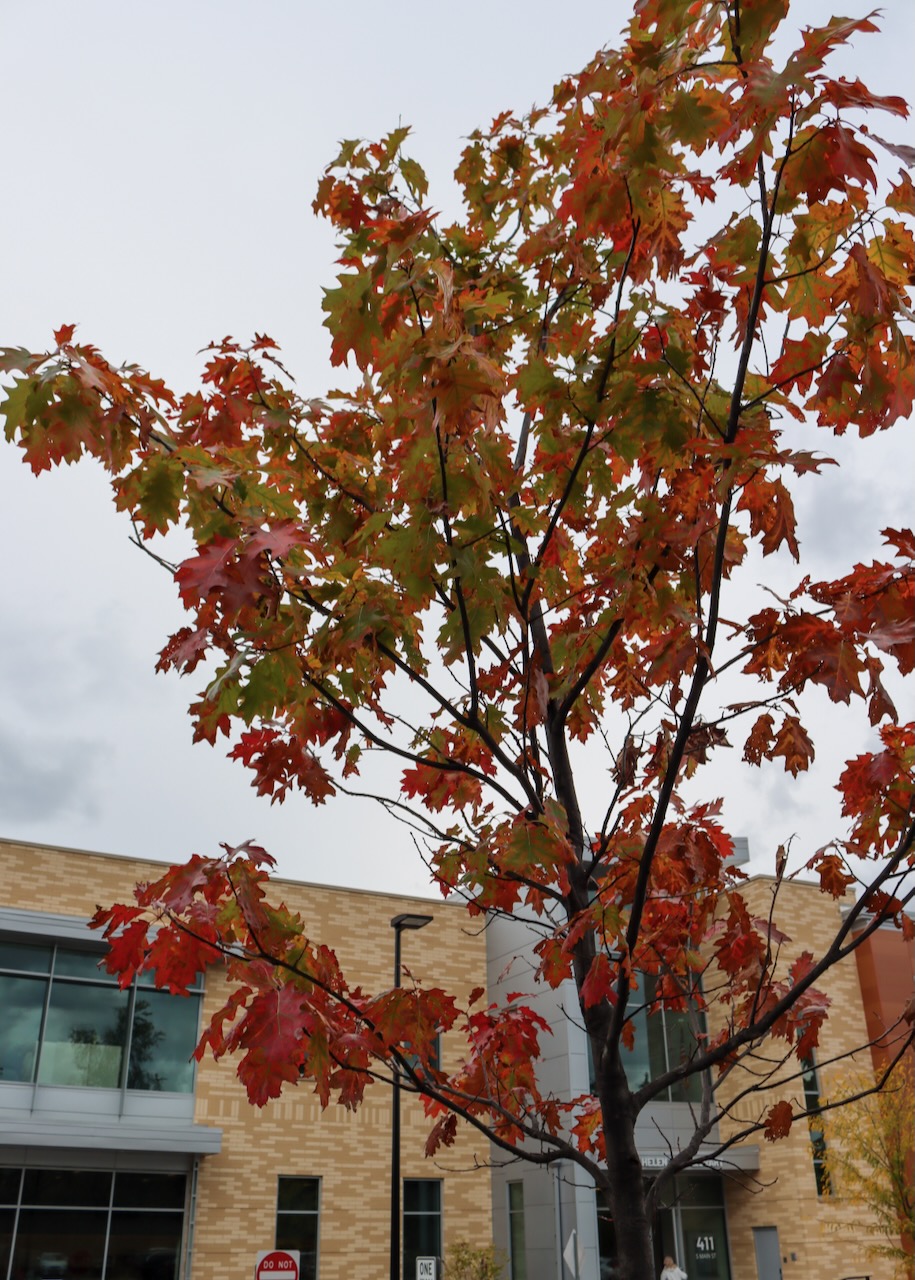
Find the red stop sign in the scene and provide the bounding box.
[256,1252,300,1280]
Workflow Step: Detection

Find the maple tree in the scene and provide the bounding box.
[2,2,914,1278]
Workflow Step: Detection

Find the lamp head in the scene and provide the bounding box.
[390,912,433,931]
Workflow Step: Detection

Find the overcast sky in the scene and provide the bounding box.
[1,2,912,898]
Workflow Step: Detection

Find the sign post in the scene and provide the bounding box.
[255,1251,300,1280]
[416,1260,440,1280]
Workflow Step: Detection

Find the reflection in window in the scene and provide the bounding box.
[620,973,704,1102]
[403,1180,442,1280]
[586,972,705,1102]
[0,942,202,1092]
[0,1169,185,1280]
[275,1177,320,1280]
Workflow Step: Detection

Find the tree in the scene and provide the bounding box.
[822,1057,915,1278]
[2,3,914,1278]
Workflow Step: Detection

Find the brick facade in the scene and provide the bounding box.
[714,876,911,1280]
[0,838,493,1280]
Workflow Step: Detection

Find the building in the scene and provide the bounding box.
[486,876,914,1280]
[0,837,492,1280]
[4,838,911,1280]
[719,878,914,1280]
[485,908,759,1280]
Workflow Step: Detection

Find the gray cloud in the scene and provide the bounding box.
[0,727,102,823]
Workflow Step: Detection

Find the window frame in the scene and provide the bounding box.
[588,971,707,1102]
[0,1166,188,1280]
[0,934,203,1094]
[507,1180,527,1280]
[402,1178,442,1280]
[275,1176,321,1280]
[800,1055,830,1196]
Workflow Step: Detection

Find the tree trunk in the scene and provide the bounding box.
[599,1057,656,1280]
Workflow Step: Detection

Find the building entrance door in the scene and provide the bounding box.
[752,1226,782,1280]
[599,1175,732,1280]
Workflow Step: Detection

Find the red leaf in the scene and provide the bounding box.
[580,953,612,1008]
[764,1100,794,1141]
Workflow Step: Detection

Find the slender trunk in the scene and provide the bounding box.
[599,1056,656,1280]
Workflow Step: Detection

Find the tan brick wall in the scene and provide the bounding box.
[711,877,897,1280]
[0,839,493,1280]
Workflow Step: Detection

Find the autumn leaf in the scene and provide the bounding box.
[2,7,913,1272]
[764,1099,795,1141]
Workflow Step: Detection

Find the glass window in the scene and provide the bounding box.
[128,992,199,1092]
[619,973,705,1102]
[276,1177,319,1280]
[0,974,45,1083]
[113,1173,187,1210]
[801,1055,829,1196]
[22,1168,112,1207]
[53,948,118,982]
[0,942,51,973]
[39,981,130,1088]
[0,940,201,1093]
[0,1170,21,1204]
[105,1209,184,1280]
[1,1170,185,1280]
[0,1208,13,1280]
[400,1034,441,1080]
[508,1182,527,1280]
[680,1197,731,1280]
[403,1180,442,1280]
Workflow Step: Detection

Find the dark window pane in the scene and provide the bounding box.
[654,1205,679,1275]
[800,1054,821,1102]
[39,982,129,1088]
[53,949,117,983]
[403,1180,441,1280]
[22,1169,112,1208]
[403,1179,441,1214]
[0,974,45,1083]
[680,1205,731,1280]
[666,1008,703,1103]
[276,1215,319,1280]
[621,974,668,1093]
[127,992,199,1093]
[276,1177,319,1280]
[12,1207,107,1279]
[0,942,51,973]
[104,1210,184,1280]
[646,999,670,1081]
[621,973,652,1091]
[0,1169,21,1204]
[277,1178,319,1214]
[674,1174,724,1208]
[113,1173,186,1210]
[0,1207,13,1280]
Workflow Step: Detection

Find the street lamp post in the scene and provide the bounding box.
[390,912,433,1280]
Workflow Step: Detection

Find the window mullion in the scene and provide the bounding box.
[120,980,138,1107]
[32,948,56,1088]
